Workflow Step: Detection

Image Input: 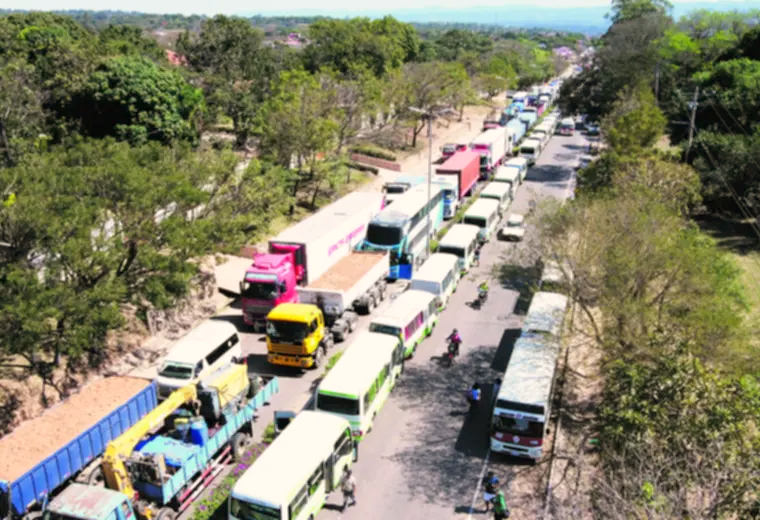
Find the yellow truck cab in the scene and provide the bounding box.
[266,303,334,369]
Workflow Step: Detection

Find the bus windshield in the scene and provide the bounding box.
[492,414,545,438]
[366,224,403,246]
[317,393,361,416]
[266,320,308,343]
[438,245,465,258]
[230,498,281,520]
[463,216,487,229]
[520,146,535,155]
[369,323,401,337]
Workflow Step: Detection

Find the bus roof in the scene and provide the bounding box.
[480,182,512,199]
[370,184,442,226]
[318,331,398,398]
[520,138,542,148]
[274,192,382,243]
[464,198,501,219]
[496,332,559,413]
[266,303,321,322]
[494,167,520,182]
[504,157,528,168]
[413,253,459,282]
[164,321,237,364]
[523,291,569,335]
[371,289,436,327]
[438,224,480,248]
[231,411,351,509]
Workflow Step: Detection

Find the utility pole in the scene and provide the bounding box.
[685,86,699,162]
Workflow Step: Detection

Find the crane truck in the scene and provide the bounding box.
[40,364,279,520]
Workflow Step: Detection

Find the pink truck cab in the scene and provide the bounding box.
[240,250,299,330]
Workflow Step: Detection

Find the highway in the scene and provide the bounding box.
[189,124,589,520]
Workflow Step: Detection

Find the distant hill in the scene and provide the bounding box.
[244,2,760,35]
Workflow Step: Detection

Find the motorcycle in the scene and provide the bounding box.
[476,288,488,308]
[444,341,460,366]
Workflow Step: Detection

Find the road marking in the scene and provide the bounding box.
[466,448,491,519]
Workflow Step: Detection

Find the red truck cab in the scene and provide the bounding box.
[240,251,298,330]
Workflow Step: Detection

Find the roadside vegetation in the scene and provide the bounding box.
[516,0,760,516]
[0,11,565,429]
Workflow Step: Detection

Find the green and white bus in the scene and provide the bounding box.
[409,253,460,311]
[437,224,480,274]
[229,411,356,520]
[369,289,439,358]
[315,330,404,440]
[463,198,501,244]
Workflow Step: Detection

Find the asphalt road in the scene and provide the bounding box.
[313,128,588,520]
[180,126,589,520]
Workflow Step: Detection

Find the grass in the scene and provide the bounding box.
[730,252,760,324]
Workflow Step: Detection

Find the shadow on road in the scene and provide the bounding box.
[493,264,539,315]
[210,313,245,328]
[526,164,570,183]
[562,143,586,152]
[490,328,522,373]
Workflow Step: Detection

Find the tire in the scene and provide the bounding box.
[231,432,249,462]
[347,319,355,333]
[156,508,176,520]
[313,347,325,369]
[333,329,345,342]
[87,466,105,486]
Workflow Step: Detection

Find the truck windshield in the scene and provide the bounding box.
[369,323,401,337]
[267,320,308,343]
[230,498,281,520]
[366,224,403,247]
[442,190,456,201]
[384,185,408,194]
[158,362,194,380]
[438,245,465,258]
[317,392,361,416]
[241,280,278,300]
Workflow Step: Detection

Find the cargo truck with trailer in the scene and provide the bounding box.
[296,250,389,342]
[0,377,159,520]
[435,151,480,201]
[469,127,510,178]
[240,192,385,330]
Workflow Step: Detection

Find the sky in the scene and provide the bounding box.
[0,0,736,16]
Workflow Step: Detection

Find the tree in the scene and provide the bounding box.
[98,24,165,62]
[0,57,45,167]
[608,0,673,25]
[72,55,204,144]
[602,81,667,155]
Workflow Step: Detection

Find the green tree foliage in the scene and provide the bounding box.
[602,81,666,155]
[72,55,204,144]
[98,24,165,61]
[431,29,493,61]
[608,0,673,24]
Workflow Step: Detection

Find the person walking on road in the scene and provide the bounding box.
[341,466,357,511]
[492,489,510,519]
[482,471,500,512]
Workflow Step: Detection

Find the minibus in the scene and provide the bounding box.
[230,411,356,520]
[315,331,404,440]
[479,182,513,217]
[369,289,439,358]
[493,165,521,196]
[502,157,529,182]
[559,118,575,136]
[436,224,480,274]
[528,132,548,149]
[155,320,242,401]
[463,198,501,244]
[409,252,460,310]
[519,138,543,165]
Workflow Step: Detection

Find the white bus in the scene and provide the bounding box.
[359,184,445,280]
[559,117,575,136]
[489,291,569,461]
[463,198,501,244]
[230,411,356,520]
[540,260,572,294]
[502,157,529,183]
[369,289,439,358]
[315,331,404,441]
[479,182,512,217]
[519,138,543,166]
[437,224,480,274]
[493,166,520,197]
[410,252,460,310]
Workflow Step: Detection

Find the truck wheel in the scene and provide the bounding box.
[156,508,177,520]
[87,466,105,486]
[333,329,345,342]
[313,347,325,369]
[231,432,249,462]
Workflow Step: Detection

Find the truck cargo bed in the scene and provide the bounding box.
[0,377,157,517]
[306,252,387,292]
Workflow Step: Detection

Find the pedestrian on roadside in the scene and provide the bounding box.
[474,245,482,266]
[492,489,510,519]
[482,471,500,512]
[341,466,357,511]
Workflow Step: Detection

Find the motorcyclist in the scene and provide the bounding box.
[478,280,489,298]
[447,329,462,357]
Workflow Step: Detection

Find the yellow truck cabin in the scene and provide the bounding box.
[266,303,333,369]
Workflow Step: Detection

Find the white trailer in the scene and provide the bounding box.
[268,192,385,286]
[297,251,389,341]
[471,127,511,171]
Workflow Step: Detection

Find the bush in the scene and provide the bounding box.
[346,161,379,175]
[350,145,397,162]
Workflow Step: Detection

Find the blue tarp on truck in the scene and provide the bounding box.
[0,377,158,519]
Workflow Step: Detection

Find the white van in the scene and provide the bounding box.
[544,117,558,134]
[503,157,529,182]
[410,252,460,310]
[528,132,548,149]
[463,198,501,244]
[493,165,521,195]
[155,320,242,400]
[560,117,575,136]
[479,182,513,217]
[437,224,481,274]
[519,138,543,165]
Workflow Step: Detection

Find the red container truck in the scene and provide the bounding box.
[435,150,480,200]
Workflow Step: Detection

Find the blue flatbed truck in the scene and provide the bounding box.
[0,377,159,520]
[42,375,279,520]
